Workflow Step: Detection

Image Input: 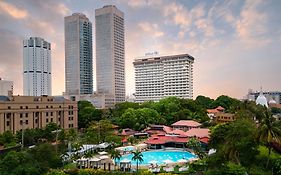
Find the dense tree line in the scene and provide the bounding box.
[77,95,241,131]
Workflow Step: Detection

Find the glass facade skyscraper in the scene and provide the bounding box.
[95,5,125,103]
[64,13,93,95]
[23,37,51,96]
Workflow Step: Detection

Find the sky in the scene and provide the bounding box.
[0,0,280,99]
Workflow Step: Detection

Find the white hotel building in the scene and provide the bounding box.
[134,53,194,103]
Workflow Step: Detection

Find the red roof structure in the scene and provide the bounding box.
[185,128,210,138]
[167,129,186,135]
[207,106,225,114]
[171,120,201,127]
[145,134,189,145]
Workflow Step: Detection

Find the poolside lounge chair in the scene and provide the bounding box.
[149,168,160,173]
[179,166,189,172]
[163,166,174,172]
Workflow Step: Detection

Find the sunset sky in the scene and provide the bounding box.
[0,0,280,99]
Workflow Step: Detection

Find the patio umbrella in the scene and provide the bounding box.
[89,157,101,162]
[99,155,109,159]
[163,159,173,164]
[98,151,108,155]
[120,158,131,163]
[177,159,188,163]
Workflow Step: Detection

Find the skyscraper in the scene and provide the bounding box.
[64,13,93,96]
[95,5,125,103]
[23,37,51,96]
[134,53,194,103]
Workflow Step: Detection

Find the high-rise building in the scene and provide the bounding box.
[65,13,93,96]
[23,37,51,96]
[134,53,194,103]
[95,5,125,104]
[0,78,13,96]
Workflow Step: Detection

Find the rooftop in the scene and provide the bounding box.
[171,120,201,127]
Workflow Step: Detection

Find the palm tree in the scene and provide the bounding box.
[132,150,143,173]
[110,149,122,170]
[257,109,281,167]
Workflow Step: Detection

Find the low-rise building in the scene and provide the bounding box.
[171,120,201,131]
[214,113,236,123]
[0,95,78,134]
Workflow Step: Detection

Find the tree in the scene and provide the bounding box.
[209,119,259,167]
[0,131,16,147]
[195,95,214,109]
[110,149,122,169]
[0,151,41,175]
[131,150,143,174]
[186,137,206,159]
[78,100,103,128]
[257,109,281,167]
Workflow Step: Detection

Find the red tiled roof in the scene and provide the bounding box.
[216,106,225,111]
[145,135,189,145]
[185,128,210,138]
[171,120,201,127]
[199,137,209,144]
[207,109,220,114]
[167,129,186,135]
[163,126,173,132]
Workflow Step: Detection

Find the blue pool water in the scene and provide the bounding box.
[117,150,196,165]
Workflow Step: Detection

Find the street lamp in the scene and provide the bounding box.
[52,129,62,153]
[21,120,27,150]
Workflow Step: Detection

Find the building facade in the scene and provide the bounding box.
[0,95,78,134]
[95,5,125,104]
[65,13,93,96]
[0,78,13,96]
[134,54,194,103]
[23,37,51,96]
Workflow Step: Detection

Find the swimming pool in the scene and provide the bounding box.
[117,150,197,165]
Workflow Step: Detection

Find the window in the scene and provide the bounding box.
[8,106,11,109]
[26,106,28,109]
[50,112,53,116]
[25,120,28,124]
[46,118,49,123]
[20,113,23,118]
[25,113,28,118]
[36,106,39,109]
[46,112,49,116]
[51,118,53,122]
[35,119,38,123]
[20,106,23,109]
[6,121,10,126]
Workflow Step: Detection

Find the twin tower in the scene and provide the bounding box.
[23,5,125,104]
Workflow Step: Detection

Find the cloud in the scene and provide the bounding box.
[236,0,271,47]
[127,0,162,8]
[138,22,164,38]
[0,1,28,19]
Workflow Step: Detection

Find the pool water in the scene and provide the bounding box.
[117,150,196,165]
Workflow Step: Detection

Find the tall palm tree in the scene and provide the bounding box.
[257,109,281,167]
[132,150,143,173]
[110,149,122,170]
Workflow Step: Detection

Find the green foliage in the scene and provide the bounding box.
[119,108,164,130]
[212,95,241,112]
[0,130,16,148]
[29,143,63,170]
[195,95,214,109]
[209,119,259,166]
[186,137,206,159]
[84,119,120,144]
[0,151,42,175]
[78,101,102,128]
[46,169,67,175]
[273,157,281,175]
